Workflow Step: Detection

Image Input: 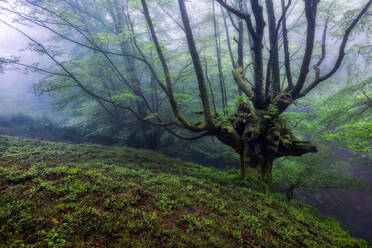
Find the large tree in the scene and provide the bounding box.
[139,0,371,189]
[1,0,371,189]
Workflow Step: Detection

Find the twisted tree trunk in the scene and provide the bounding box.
[240,148,275,189]
[215,99,317,190]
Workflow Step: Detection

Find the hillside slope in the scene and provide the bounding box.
[0,135,369,248]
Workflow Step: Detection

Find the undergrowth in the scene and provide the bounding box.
[0,135,369,248]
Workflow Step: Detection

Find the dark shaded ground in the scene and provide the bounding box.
[296,161,372,241]
[0,114,116,145]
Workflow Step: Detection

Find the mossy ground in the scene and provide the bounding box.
[0,135,369,248]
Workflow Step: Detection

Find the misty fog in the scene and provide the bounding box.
[0,0,371,247]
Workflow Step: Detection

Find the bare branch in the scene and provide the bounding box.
[216,0,256,39]
[220,5,236,69]
[298,0,372,98]
[156,0,185,32]
[316,1,335,67]
[264,0,281,95]
[204,54,217,113]
[281,0,294,88]
[232,67,255,98]
[1,59,69,77]
[291,0,319,98]
[164,127,211,140]
[213,0,227,110]
[17,1,142,61]
[177,0,213,128]
[0,19,183,130]
[250,0,266,108]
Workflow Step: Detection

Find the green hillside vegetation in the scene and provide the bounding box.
[0,135,369,248]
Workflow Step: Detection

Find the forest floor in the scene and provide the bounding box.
[0,135,370,248]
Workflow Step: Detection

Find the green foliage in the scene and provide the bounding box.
[111,92,142,103]
[264,104,279,119]
[273,153,356,193]
[181,213,202,231]
[184,137,239,166]
[154,192,176,213]
[218,95,253,122]
[323,121,372,156]
[174,92,194,103]
[143,112,160,120]
[310,78,371,158]
[273,78,371,197]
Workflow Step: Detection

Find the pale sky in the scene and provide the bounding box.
[0,16,51,116]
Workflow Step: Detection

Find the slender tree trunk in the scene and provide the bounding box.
[236,0,244,68]
[220,5,236,69]
[212,0,227,111]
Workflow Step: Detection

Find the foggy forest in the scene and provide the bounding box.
[0,0,371,247]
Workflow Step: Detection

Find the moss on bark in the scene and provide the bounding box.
[215,101,317,190]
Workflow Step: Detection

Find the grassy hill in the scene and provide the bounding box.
[0,135,369,248]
